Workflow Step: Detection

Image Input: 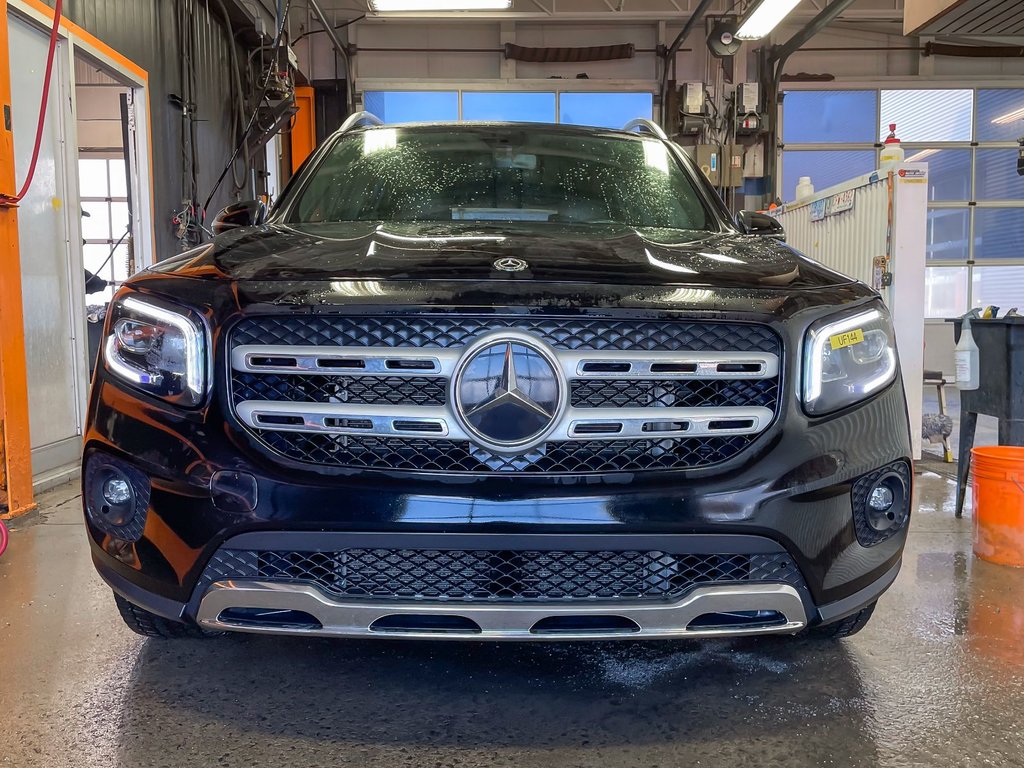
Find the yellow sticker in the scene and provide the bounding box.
[830,329,864,349]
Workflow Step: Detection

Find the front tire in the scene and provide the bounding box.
[113,593,213,639]
[810,600,877,639]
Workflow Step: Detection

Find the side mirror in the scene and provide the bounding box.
[212,200,267,234]
[737,210,786,242]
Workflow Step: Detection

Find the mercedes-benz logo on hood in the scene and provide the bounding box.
[493,257,528,273]
[452,333,564,454]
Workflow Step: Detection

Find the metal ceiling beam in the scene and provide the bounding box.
[771,0,865,64]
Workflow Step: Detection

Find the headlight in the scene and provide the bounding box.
[103,293,208,406]
[803,306,898,415]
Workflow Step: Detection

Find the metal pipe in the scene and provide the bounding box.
[659,0,717,126]
[355,46,670,54]
[769,0,860,65]
[924,42,1024,58]
[764,0,860,198]
[307,0,354,114]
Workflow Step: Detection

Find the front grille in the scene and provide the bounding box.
[256,431,756,473]
[229,314,782,474]
[232,373,447,406]
[232,315,781,353]
[571,378,780,409]
[200,547,804,603]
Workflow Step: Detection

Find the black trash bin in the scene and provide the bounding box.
[949,317,1024,516]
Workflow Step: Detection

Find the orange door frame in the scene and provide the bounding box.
[1,0,152,518]
[0,0,36,518]
[291,85,316,174]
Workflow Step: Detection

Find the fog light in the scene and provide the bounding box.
[84,453,150,541]
[851,462,911,547]
[103,476,133,506]
[868,485,894,513]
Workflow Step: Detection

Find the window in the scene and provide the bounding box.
[926,209,970,262]
[782,87,1024,317]
[781,150,875,202]
[879,89,973,142]
[976,89,1024,142]
[364,89,655,128]
[79,156,131,303]
[782,90,877,144]
[559,92,654,128]
[972,265,1024,311]
[462,92,556,123]
[289,126,711,232]
[906,148,971,202]
[975,149,1024,200]
[363,91,459,123]
[924,266,969,319]
[974,208,1024,261]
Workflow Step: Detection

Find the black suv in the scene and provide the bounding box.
[84,117,911,642]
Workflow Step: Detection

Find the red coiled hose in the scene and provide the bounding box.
[0,519,8,558]
[0,0,63,207]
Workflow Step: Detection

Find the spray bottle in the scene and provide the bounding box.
[880,124,905,172]
[955,308,982,390]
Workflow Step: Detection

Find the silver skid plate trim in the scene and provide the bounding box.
[196,580,808,641]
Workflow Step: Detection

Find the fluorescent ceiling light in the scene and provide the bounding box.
[736,0,803,40]
[905,149,938,162]
[992,106,1024,125]
[370,0,512,10]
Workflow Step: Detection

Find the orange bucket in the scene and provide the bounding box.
[971,446,1024,567]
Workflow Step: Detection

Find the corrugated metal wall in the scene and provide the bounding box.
[51,0,241,258]
[772,178,890,286]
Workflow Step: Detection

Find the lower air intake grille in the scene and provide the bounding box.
[200,548,803,603]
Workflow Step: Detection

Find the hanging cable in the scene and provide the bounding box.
[292,13,364,45]
[212,0,250,195]
[0,0,64,207]
[200,0,292,221]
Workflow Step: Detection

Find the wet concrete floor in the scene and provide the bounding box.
[2,472,1023,767]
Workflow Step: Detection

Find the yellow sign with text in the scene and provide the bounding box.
[830,329,864,349]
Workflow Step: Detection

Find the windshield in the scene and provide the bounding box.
[287,126,714,231]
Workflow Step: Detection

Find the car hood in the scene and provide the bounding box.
[154,221,854,290]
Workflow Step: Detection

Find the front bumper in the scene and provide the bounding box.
[84,318,913,640]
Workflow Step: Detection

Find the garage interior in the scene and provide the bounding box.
[1,0,1024,765]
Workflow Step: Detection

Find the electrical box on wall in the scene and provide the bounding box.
[724,145,744,188]
[738,83,759,114]
[677,82,706,136]
[683,82,705,114]
[696,145,719,185]
[735,82,762,136]
[744,143,765,178]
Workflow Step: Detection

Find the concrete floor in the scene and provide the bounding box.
[2,473,1024,768]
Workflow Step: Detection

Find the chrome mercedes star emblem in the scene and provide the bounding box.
[493,257,528,273]
[453,335,563,453]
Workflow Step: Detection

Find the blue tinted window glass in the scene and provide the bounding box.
[559,92,654,128]
[977,90,1024,142]
[903,148,971,202]
[363,91,458,124]
[976,149,1024,200]
[462,92,556,123]
[972,266,1024,311]
[927,208,970,262]
[782,90,877,143]
[781,150,876,202]
[879,89,973,142]
[975,208,1024,260]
